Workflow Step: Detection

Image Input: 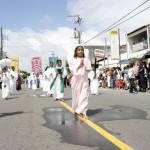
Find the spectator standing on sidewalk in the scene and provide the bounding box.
[138,60,146,92]
[128,63,138,93]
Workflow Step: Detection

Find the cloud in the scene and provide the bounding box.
[3,27,76,72]
[67,0,150,42]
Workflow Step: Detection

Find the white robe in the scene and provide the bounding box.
[53,66,67,99]
[9,70,18,94]
[39,74,44,88]
[31,74,37,90]
[2,72,10,99]
[27,76,31,88]
[43,71,49,92]
[89,70,99,95]
[46,67,55,95]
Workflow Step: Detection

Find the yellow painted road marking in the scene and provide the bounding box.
[59,100,134,150]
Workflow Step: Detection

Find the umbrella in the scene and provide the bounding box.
[0,58,11,68]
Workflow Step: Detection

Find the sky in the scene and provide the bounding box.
[0,0,150,72]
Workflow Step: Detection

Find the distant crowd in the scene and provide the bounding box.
[0,66,23,99]
[96,60,150,93]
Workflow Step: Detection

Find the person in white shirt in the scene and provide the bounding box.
[128,63,138,93]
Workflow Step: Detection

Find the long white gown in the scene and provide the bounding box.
[53,66,67,99]
[2,71,10,99]
[89,70,99,95]
[46,67,55,95]
[31,73,37,90]
[9,70,18,94]
[43,71,48,92]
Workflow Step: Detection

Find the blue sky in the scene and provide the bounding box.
[0,0,73,31]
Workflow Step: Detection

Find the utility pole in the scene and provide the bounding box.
[118,28,121,68]
[68,15,82,44]
[0,27,3,60]
[104,38,107,67]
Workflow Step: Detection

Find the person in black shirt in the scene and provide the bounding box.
[138,60,146,92]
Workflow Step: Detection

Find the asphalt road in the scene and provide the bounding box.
[0,85,150,150]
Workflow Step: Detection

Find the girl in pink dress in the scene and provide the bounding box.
[69,45,92,119]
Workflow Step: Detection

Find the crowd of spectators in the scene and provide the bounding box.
[97,61,150,93]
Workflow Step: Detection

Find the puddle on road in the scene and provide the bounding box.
[43,107,119,150]
[43,105,148,149]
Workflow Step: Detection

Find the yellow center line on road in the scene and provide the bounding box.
[59,100,134,150]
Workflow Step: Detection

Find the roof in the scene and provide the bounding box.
[127,25,149,36]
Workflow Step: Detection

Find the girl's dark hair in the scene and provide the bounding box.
[74,46,85,58]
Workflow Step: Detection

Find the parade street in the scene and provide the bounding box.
[0,85,149,150]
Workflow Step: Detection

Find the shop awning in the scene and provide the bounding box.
[118,59,131,64]
[129,50,148,59]
[142,51,150,59]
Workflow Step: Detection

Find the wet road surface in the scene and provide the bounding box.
[43,107,119,150]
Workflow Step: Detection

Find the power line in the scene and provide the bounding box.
[83,0,149,44]
[107,5,150,32]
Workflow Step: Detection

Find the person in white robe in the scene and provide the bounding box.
[89,67,99,95]
[46,62,55,96]
[9,66,18,95]
[1,67,10,99]
[50,59,67,101]
[27,75,31,88]
[31,72,37,90]
[42,66,49,92]
[39,72,44,88]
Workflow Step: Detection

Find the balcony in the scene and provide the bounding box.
[132,40,148,52]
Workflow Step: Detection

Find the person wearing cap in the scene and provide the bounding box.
[69,45,92,119]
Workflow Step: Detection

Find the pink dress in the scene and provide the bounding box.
[69,57,92,116]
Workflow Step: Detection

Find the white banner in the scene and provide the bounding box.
[110,30,119,60]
